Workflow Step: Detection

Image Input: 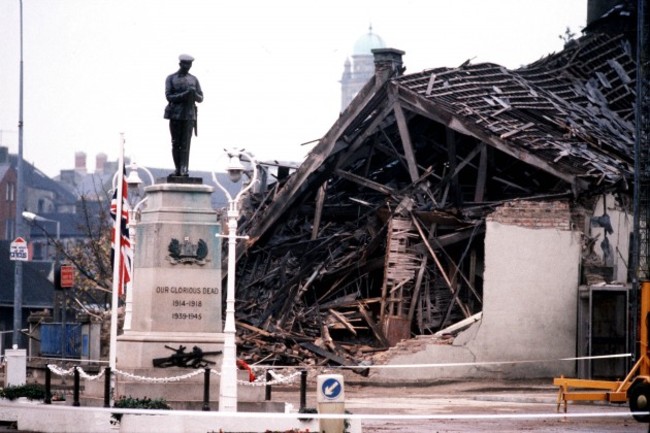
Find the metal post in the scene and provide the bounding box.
[56,222,63,359]
[44,366,51,404]
[103,367,111,407]
[13,0,25,349]
[265,370,272,401]
[108,135,126,405]
[73,367,80,407]
[300,370,307,411]
[202,368,211,411]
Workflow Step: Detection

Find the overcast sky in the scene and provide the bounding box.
[0,0,587,178]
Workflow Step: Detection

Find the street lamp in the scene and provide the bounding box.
[22,211,63,356]
[212,148,258,412]
[118,162,155,330]
[22,211,60,278]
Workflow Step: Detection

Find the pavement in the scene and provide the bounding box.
[0,377,647,432]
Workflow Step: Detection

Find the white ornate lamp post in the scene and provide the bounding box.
[212,148,258,412]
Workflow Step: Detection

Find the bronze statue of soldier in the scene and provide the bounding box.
[164,54,203,177]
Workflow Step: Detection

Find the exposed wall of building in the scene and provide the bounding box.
[590,194,631,284]
[372,200,581,381]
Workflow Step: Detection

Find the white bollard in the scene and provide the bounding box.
[4,345,27,387]
[317,374,345,433]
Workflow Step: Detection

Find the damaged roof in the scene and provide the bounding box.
[244,32,635,251]
[231,31,637,366]
[396,33,634,186]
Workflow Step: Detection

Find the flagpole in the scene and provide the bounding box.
[108,133,125,395]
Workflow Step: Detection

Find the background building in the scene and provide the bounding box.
[340,26,386,112]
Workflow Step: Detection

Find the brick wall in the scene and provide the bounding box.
[487,200,572,230]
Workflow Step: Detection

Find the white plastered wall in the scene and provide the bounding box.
[373,221,582,382]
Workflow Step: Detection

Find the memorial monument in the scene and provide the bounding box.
[92,56,263,409]
[116,54,220,371]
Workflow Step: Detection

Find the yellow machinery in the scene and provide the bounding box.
[554,281,650,421]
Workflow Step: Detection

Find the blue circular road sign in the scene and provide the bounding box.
[321,377,342,400]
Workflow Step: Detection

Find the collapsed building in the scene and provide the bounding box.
[231,22,637,380]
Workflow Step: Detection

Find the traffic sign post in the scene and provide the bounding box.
[317,374,345,433]
[9,237,29,261]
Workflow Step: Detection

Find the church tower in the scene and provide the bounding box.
[340,25,386,112]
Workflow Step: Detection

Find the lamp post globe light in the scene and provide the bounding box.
[212,148,258,412]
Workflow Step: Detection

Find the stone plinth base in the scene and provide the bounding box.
[81,331,266,410]
[116,331,224,370]
[164,175,203,184]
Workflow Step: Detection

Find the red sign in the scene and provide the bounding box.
[60,265,75,288]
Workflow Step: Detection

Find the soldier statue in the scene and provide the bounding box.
[164,54,203,177]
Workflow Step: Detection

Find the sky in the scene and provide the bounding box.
[0,0,587,178]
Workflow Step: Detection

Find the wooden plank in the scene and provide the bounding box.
[425,73,437,96]
[235,320,273,337]
[408,257,427,324]
[311,182,327,240]
[410,213,471,318]
[328,308,357,336]
[358,302,390,348]
[335,168,396,195]
[446,127,461,207]
[393,102,420,183]
[474,143,488,202]
[299,342,369,376]
[499,122,535,139]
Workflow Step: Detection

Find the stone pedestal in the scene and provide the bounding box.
[117,182,224,369]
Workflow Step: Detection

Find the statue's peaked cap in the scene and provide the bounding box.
[179,54,194,62]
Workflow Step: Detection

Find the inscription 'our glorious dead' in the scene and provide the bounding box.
[155,286,219,295]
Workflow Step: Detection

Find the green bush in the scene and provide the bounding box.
[0,383,46,401]
[111,396,171,423]
[113,395,171,410]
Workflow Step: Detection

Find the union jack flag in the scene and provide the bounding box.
[110,168,132,297]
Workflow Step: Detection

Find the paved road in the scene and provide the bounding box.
[1,379,646,432]
[276,379,647,433]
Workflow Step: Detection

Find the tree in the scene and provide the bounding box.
[53,184,116,319]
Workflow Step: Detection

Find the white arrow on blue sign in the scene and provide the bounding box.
[321,377,342,400]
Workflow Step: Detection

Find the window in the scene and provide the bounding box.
[5,183,15,202]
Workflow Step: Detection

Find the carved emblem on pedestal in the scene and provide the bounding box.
[167,236,209,265]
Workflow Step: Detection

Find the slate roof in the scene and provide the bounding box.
[8,155,77,206]
[395,33,634,187]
